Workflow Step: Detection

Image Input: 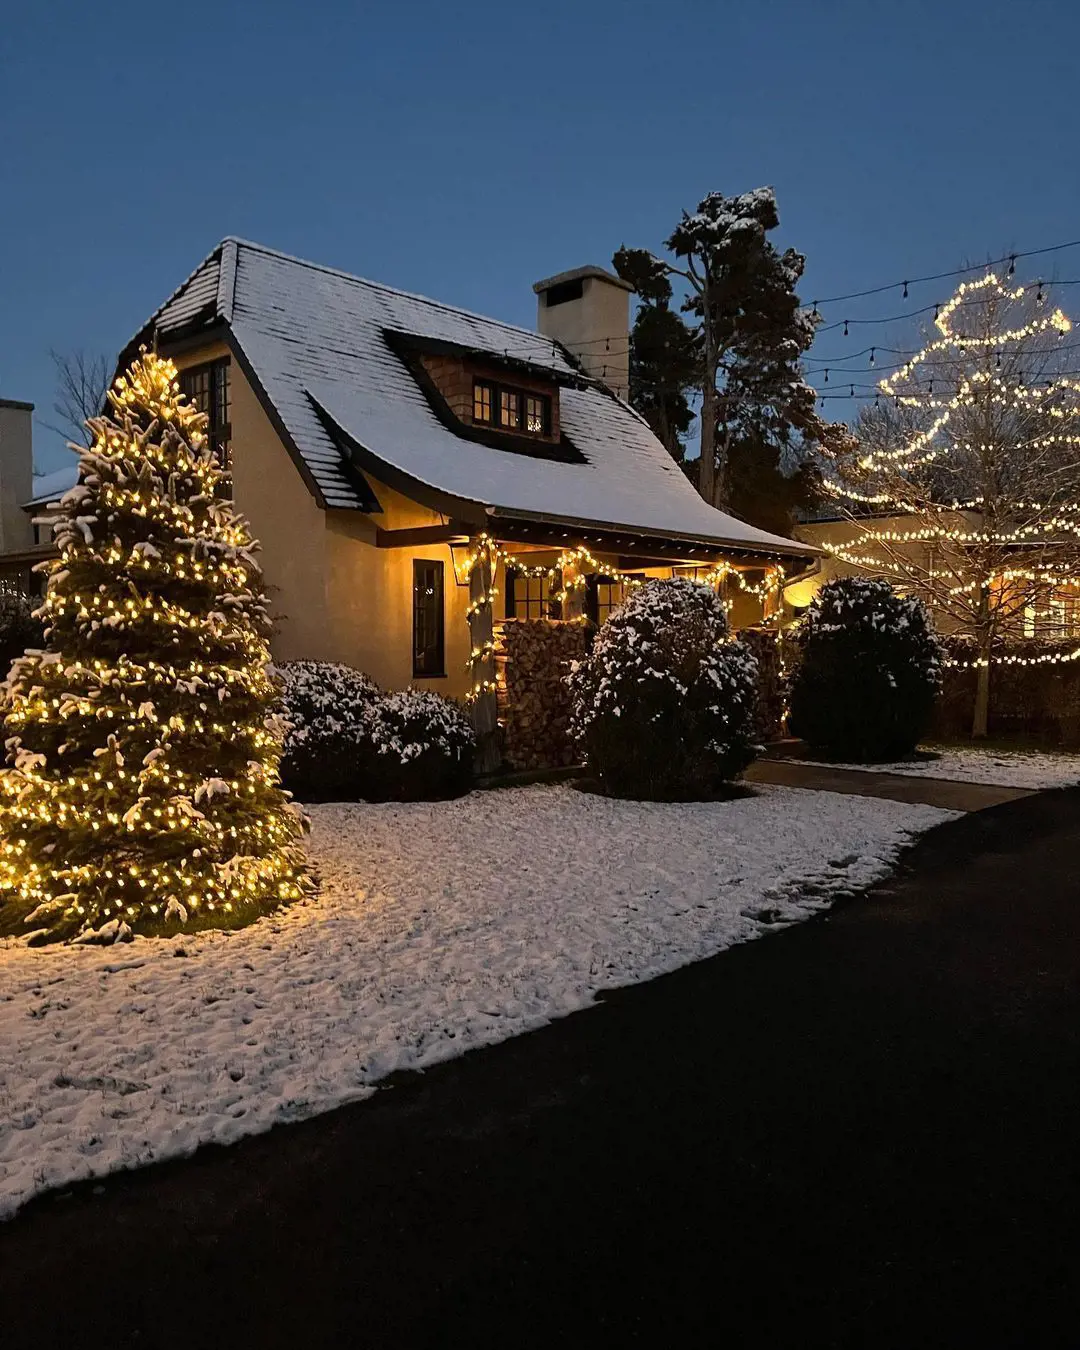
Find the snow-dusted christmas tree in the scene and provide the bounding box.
[0,350,310,943]
[821,272,1080,736]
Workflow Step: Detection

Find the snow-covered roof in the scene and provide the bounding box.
[130,238,814,558]
[24,464,78,509]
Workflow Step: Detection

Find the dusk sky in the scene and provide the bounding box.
[4,0,1080,472]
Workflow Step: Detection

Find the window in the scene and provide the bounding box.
[1048,591,1080,638]
[505,569,550,620]
[412,560,445,677]
[473,380,493,424]
[499,389,521,430]
[180,358,232,493]
[525,394,548,435]
[471,377,551,438]
[585,574,623,626]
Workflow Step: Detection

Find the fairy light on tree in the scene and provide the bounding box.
[820,272,1080,737]
[0,350,310,944]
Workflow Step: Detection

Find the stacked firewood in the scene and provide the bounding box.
[495,619,589,769]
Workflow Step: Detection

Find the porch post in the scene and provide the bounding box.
[561,555,584,621]
[468,536,501,775]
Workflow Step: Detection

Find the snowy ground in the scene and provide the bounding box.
[0,783,954,1220]
[799,746,1080,791]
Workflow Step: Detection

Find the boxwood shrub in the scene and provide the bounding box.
[567,576,759,799]
[788,577,942,761]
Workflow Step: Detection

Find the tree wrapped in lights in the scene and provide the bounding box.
[0,350,310,943]
[821,272,1080,737]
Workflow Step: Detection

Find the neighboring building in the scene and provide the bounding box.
[0,399,69,595]
[791,509,1080,641]
[2,238,816,701]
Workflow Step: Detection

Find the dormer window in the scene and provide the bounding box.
[473,381,493,424]
[525,394,548,435]
[472,378,551,437]
[499,389,521,430]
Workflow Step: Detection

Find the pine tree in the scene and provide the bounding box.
[612,247,699,462]
[821,272,1080,737]
[614,187,841,514]
[0,350,310,943]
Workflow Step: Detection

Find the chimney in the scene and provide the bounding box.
[533,265,633,402]
[0,400,34,553]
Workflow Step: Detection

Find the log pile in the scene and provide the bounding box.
[495,619,589,769]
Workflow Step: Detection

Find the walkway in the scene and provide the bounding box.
[746,755,1033,810]
[3,790,1079,1348]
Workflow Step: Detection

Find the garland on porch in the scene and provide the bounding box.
[457,533,784,702]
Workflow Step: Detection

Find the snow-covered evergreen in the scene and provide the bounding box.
[789,577,943,761]
[568,577,759,798]
[0,351,310,943]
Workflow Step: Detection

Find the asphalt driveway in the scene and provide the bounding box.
[2,789,1079,1348]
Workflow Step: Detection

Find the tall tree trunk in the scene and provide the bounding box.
[972,625,993,739]
[699,377,716,506]
[698,297,717,506]
[713,422,735,510]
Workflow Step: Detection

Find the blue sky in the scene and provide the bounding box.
[3,0,1079,472]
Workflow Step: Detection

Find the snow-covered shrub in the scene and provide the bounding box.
[363,688,475,801]
[0,591,43,679]
[276,660,380,802]
[567,577,759,799]
[788,577,942,761]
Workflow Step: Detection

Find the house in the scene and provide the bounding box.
[0,239,818,761]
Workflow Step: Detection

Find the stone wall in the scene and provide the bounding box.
[495,619,589,769]
[933,638,1080,745]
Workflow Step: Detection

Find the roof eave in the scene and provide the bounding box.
[487,507,820,560]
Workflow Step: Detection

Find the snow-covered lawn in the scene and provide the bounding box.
[0,783,954,1220]
[800,745,1080,791]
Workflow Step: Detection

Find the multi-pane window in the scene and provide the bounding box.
[1047,591,1080,638]
[471,378,551,437]
[594,578,623,625]
[505,569,550,620]
[473,381,493,423]
[412,560,445,677]
[1024,586,1080,638]
[499,389,521,430]
[180,358,232,493]
[525,394,548,435]
[585,574,624,626]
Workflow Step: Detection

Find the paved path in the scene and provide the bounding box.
[746,755,1034,811]
[3,790,1079,1348]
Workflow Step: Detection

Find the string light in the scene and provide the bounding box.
[817,271,1080,671]
[0,350,312,941]
[456,535,785,700]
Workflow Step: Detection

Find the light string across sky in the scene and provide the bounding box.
[578,234,1080,413]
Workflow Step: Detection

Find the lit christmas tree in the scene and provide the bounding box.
[0,350,310,943]
[821,272,1080,736]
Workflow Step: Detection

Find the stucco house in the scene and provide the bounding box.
[0,240,817,750]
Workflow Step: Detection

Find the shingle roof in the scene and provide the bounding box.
[135,238,813,557]
[24,464,79,509]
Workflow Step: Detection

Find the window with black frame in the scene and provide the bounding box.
[180,358,232,493]
[473,380,493,424]
[505,568,550,620]
[412,559,445,676]
[585,574,624,625]
[472,378,551,438]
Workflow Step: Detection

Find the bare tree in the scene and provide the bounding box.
[43,349,112,447]
[820,272,1080,737]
